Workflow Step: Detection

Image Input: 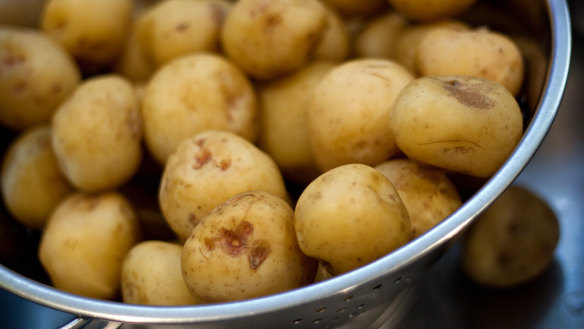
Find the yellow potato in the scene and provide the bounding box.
[182,191,316,303]
[1,125,73,230]
[353,12,408,60]
[113,15,156,83]
[40,0,133,71]
[221,0,327,79]
[136,0,231,67]
[387,0,477,22]
[258,60,336,184]
[294,164,411,275]
[313,5,350,62]
[51,74,143,192]
[159,130,288,242]
[142,53,258,165]
[392,19,471,75]
[307,58,414,172]
[389,76,523,178]
[121,240,197,305]
[375,159,461,238]
[38,192,142,300]
[321,0,388,17]
[417,27,525,95]
[0,27,81,130]
[461,185,560,288]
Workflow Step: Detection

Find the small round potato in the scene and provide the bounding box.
[113,18,156,83]
[136,0,231,67]
[142,53,258,165]
[417,27,525,96]
[312,5,350,62]
[1,125,73,230]
[461,185,560,288]
[0,27,81,130]
[294,164,412,275]
[308,59,414,172]
[221,0,327,79]
[387,0,477,22]
[159,130,288,242]
[182,191,316,303]
[321,0,388,17]
[258,61,336,184]
[389,76,523,178]
[40,0,133,71]
[38,192,142,300]
[51,74,143,192]
[375,159,461,238]
[392,19,470,74]
[353,12,408,60]
[121,240,197,305]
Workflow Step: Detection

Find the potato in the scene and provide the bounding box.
[321,0,388,17]
[1,125,73,230]
[392,19,470,75]
[40,0,133,72]
[294,164,411,275]
[353,12,408,60]
[417,27,525,96]
[258,61,336,184]
[136,0,231,67]
[142,53,258,165]
[375,159,461,238]
[121,240,197,305]
[387,0,477,22]
[307,58,414,172]
[0,27,81,130]
[312,5,350,62]
[182,190,316,303]
[113,16,156,83]
[38,192,142,300]
[51,74,143,192]
[221,0,327,79]
[159,130,288,242]
[461,185,560,288]
[389,76,523,178]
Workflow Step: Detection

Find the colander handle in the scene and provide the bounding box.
[60,316,123,329]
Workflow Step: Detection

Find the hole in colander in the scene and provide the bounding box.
[337,307,346,313]
[292,318,303,324]
[331,316,340,322]
[312,319,322,324]
[348,313,356,319]
[356,304,365,310]
[372,283,383,290]
[316,307,327,313]
[343,295,353,301]
[393,277,402,284]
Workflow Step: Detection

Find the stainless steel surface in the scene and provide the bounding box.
[0,0,574,328]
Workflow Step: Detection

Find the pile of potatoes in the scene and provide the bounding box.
[0,0,558,305]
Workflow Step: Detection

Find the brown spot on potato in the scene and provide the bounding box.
[219,158,231,171]
[442,79,495,110]
[193,148,212,169]
[249,240,271,270]
[175,23,190,32]
[188,212,197,224]
[205,220,254,257]
[1,53,25,69]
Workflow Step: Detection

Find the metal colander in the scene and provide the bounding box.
[0,0,572,328]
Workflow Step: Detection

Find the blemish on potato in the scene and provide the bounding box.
[249,240,271,270]
[442,79,495,110]
[175,23,190,32]
[193,147,212,169]
[205,220,255,257]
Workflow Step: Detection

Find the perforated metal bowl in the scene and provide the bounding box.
[0,0,571,328]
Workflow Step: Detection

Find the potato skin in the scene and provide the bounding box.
[308,59,414,172]
[51,75,143,192]
[1,125,73,230]
[294,164,411,275]
[38,192,142,300]
[389,76,523,178]
[182,191,316,303]
[40,0,133,71]
[159,130,288,242]
[461,185,559,288]
[354,12,408,60]
[122,240,197,305]
[417,27,525,95]
[221,0,327,79]
[321,0,388,17]
[142,53,258,165]
[258,61,336,184]
[375,159,461,238]
[0,27,81,130]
